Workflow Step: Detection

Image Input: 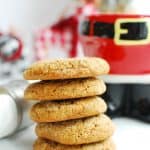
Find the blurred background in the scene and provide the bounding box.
[0,0,70,83]
[0,0,149,84]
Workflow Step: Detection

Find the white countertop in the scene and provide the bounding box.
[0,118,150,150]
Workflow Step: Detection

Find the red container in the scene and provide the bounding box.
[80,14,150,76]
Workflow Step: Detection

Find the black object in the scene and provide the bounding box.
[102,84,150,123]
[80,20,149,40]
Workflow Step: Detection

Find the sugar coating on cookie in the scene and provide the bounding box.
[30,96,107,123]
[34,138,116,150]
[35,115,115,145]
[23,57,110,80]
[24,78,106,101]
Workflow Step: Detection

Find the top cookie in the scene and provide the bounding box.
[23,57,110,80]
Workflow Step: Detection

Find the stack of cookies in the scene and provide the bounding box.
[23,57,115,150]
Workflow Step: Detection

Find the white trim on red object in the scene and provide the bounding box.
[101,74,150,84]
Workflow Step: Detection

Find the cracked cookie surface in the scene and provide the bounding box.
[35,115,115,145]
[30,96,107,123]
[23,57,110,80]
[34,138,115,150]
[24,78,106,101]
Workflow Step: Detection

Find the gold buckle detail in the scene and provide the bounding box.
[114,18,150,45]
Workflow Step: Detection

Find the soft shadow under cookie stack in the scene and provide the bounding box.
[23,57,115,150]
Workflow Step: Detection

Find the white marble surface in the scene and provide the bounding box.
[0,118,150,150]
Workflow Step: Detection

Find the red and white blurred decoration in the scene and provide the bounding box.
[0,31,31,83]
[35,0,99,60]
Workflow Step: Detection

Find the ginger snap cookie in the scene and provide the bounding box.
[24,78,106,101]
[23,57,110,80]
[30,96,107,123]
[34,138,116,150]
[35,115,115,145]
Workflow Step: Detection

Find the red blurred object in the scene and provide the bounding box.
[35,1,98,60]
[35,17,78,60]
[80,14,150,75]
[0,34,23,62]
[51,16,78,57]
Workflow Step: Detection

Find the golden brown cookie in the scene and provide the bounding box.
[34,138,116,150]
[35,115,115,145]
[23,57,110,80]
[24,78,106,101]
[30,96,107,123]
